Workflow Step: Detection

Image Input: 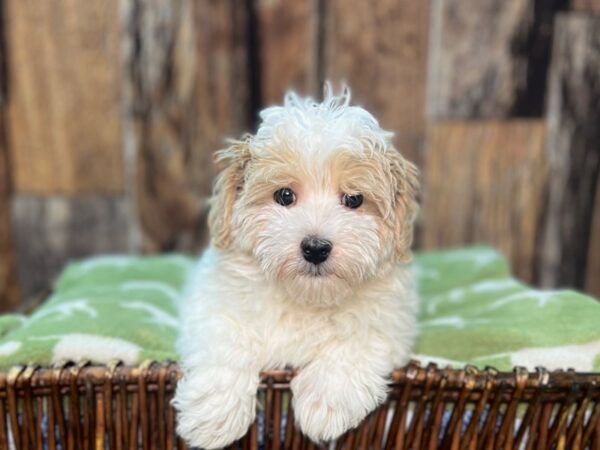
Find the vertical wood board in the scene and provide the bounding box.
[540,14,600,289]
[422,121,547,283]
[256,0,319,105]
[6,0,123,194]
[324,0,431,165]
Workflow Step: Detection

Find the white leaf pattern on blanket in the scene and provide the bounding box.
[474,340,600,372]
[0,341,21,356]
[28,300,98,323]
[52,333,140,365]
[121,301,178,328]
[419,316,491,329]
[120,281,180,302]
[426,279,520,314]
[486,291,558,311]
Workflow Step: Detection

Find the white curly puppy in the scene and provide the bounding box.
[173,86,419,448]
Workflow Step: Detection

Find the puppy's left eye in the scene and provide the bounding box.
[342,193,363,209]
[274,188,296,206]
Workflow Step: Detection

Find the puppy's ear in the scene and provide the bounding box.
[208,136,252,249]
[388,148,420,262]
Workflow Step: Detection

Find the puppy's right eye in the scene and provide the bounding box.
[274,188,296,206]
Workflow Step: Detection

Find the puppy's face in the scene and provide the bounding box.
[209,92,419,306]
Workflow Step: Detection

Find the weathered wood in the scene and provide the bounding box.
[0,121,19,311]
[5,0,123,194]
[0,1,19,311]
[572,0,600,12]
[121,0,250,252]
[10,195,129,302]
[586,179,600,299]
[324,0,430,164]
[422,121,547,284]
[540,14,600,290]
[256,0,319,105]
[427,0,565,119]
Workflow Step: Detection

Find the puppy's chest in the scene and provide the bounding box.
[260,308,338,369]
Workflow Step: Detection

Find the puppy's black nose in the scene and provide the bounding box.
[301,236,332,265]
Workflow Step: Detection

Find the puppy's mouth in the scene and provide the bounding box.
[303,264,327,278]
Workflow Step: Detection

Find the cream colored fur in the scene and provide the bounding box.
[173,86,419,448]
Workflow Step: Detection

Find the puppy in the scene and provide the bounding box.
[173,86,419,448]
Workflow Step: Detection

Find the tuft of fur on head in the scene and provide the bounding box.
[208,85,419,306]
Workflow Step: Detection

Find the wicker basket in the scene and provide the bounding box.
[0,361,598,450]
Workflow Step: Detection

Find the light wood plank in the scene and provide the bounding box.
[256,0,319,105]
[422,121,547,283]
[324,0,430,164]
[6,0,123,194]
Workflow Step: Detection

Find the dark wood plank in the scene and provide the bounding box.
[422,121,547,284]
[10,195,130,302]
[5,0,123,194]
[256,0,319,105]
[539,14,600,290]
[0,120,19,311]
[427,0,565,119]
[121,0,251,251]
[0,1,20,311]
[324,0,430,165]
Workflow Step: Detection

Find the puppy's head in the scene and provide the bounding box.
[209,87,419,306]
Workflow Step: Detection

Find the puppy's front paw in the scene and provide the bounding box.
[173,375,256,449]
[291,369,387,443]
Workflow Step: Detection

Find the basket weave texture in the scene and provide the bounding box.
[0,361,599,449]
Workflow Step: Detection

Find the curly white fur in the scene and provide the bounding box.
[173,85,420,448]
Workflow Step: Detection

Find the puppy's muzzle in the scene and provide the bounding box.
[301,236,332,265]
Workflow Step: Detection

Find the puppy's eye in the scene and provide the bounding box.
[274,188,296,206]
[342,193,363,209]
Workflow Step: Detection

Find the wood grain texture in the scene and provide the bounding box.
[540,14,600,290]
[586,178,600,299]
[427,0,565,119]
[0,4,19,311]
[5,0,123,194]
[422,121,547,283]
[572,0,600,11]
[121,0,251,251]
[256,0,319,105]
[10,195,129,302]
[0,121,19,311]
[323,0,430,164]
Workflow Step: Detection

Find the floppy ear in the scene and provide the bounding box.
[388,148,420,262]
[208,137,252,249]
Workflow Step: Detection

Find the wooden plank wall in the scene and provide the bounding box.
[0,0,600,307]
[122,0,251,252]
[427,0,566,119]
[422,121,547,284]
[540,13,600,292]
[0,0,18,312]
[324,0,431,165]
[5,0,128,302]
[256,0,319,105]
[569,2,600,300]
[0,70,18,311]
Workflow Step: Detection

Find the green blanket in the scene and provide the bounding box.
[0,247,598,371]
